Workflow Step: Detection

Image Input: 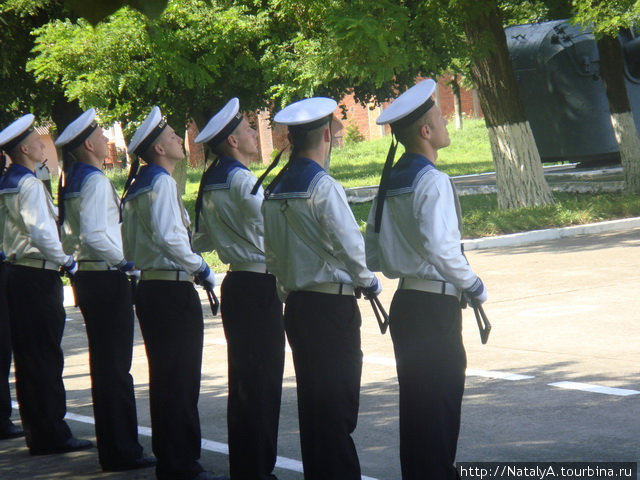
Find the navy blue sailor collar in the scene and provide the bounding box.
[268,157,328,200]
[63,162,103,199]
[386,152,436,197]
[0,163,36,193]
[122,163,170,202]
[202,155,249,191]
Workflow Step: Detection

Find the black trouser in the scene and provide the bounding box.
[74,270,143,469]
[0,262,13,430]
[284,291,362,480]
[389,289,467,480]
[5,265,72,450]
[221,271,285,480]
[135,280,204,480]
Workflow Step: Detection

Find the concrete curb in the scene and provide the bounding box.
[463,216,640,251]
[345,181,625,203]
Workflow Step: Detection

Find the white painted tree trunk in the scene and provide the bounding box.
[454,101,463,130]
[610,112,640,194]
[487,121,555,209]
[172,158,188,196]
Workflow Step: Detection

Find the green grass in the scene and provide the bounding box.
[248,117,495,188]
[351,193,640,238]
[459,192,640,238]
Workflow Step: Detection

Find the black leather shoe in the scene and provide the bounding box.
[0,422,24,440]
[102,455,158,472]
[30,437,94,455]
[193,472,229,480]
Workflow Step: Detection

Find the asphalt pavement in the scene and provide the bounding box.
[1,225,639,479]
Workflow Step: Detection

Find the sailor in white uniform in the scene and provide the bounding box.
[365,79,488,480]
[0,114,93,455]
[120,106,226,480]
[192,98,284,480]
[0,165,22,441]
[261,97,381,480]
[55,109,155,472]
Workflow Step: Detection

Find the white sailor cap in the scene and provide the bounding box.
[376,79,437,129]
[0,114,36,152]
[127,106,168,156]
[55,108,99,151]
[274,97,337,130]
[195,98,243,146]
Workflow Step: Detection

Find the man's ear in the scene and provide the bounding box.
[151,142,164,156]
[83,138,94,153]
[227,134,239,149]
[419,122,431,141]
[323,126,331,142]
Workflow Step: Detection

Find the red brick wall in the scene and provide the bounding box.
[185,121,205,167]
[436,74,482,119]
[255,77,483,162]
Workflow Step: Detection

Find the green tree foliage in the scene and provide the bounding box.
[261,0,553,207]
[29,0,270,134]
[571,0,640,37]
[64,0,169,26]
[232,0,468,108]
[0,0,81,130]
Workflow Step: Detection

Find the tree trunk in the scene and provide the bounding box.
[462,4,554,209]
[450,75,463,130]
[172,158,188,197]
[597,34,640,194]
[50,93,83,138]
[49,93,83,176]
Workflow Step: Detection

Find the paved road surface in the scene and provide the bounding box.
[1,228,638,479]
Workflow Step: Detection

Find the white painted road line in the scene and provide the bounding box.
[466,369,535,381]
[211,340,535,382]
[213,339,535,381]
[548,381,640,396]
[364,355,535,381]
[109,338,640,393]
[362,355,396,367]
[12,401,380,480]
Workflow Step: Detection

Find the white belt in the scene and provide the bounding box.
[140,270,193,282]
[12,258,59,271]
[301,283,355,296]
[398,278,461,299]
[77,260,118,272]
[228,262,268,274]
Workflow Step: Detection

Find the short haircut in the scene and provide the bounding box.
[138,133,165,163]
[289,119,329,151]
[6,143,22,160]
[5,130,36,160]
[393,109,431,148]
[209,122,242,158]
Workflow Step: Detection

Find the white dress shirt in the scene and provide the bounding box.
[121,164,207,274]
[365,153,479,291]
[192,157,265,265]
[0,163,71,265]
[61,162,126,266]
[263,157,375,300]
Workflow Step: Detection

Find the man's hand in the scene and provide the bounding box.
[195,265,215,290]
[116,259,139,279]
[464,277,487,306]
[361,276,382,299]
[62,256,77,276]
